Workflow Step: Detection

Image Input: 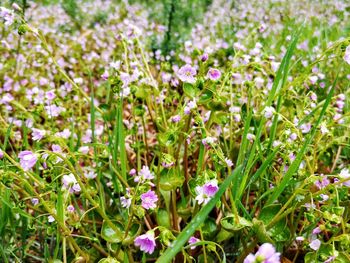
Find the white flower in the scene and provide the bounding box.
[339,168,350,187]
[48,215,55,223]
[344,45,350,65]
[32,128,46,141]
[320,123,329,135]
[120,196,132,208]
[0,7,15,26]
[309,239,321,251]
[263,106,275,119]
[195,180,219,205]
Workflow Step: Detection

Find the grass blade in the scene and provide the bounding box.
[266,75,337,205]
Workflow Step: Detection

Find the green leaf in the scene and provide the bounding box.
[183,83,198,98]
[101,221,141,245]
[220,215,252,232]
[156,165,243,263]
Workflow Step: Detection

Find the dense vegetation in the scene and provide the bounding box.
[1,0,350,262]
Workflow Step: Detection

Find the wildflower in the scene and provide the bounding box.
[309,76,318,85]
[263,106,275,119]
[247,133,255,142]
[84,169,97,179]
[32,128,46,141]
[141,190,158,210]
[48,215,55,223]
[309,239,321,251]
[200,53,208,62]
[67,205,75,213]
[78,146,89,154]
[0,7,15,26]
[101,71,109,80]
[134,231,156,254]
[225,158,233,167]
[320,123,329,135]
[171,115,181,123]
[129,168,136,176]
[31,198,39,206]
[134,165,154,183]
[339,168,350,187]
[344,45,350,64]
[120,196,132,208]
[325,256,336,263]
[195,180,219,205]
[243,243,281,263]
[202,136,217,149]
[62,173,81,194]
[184,99,197,115]
[314,175,329,190]
[18,151,37,171]
[207,68,221,81]
[300,123,311,134]
[296,236,305,242]
[177,64,197,84]
[312,227,321,235]
[188,236,200,250]
[0,149,3,159]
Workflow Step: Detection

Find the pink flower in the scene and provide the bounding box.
[32,128,46,141]
[134,231,156,254]
[207,68,221,81]
[67,205,75,213]
[18,151,37,171]
[177,64,197,84]
[134,165,154,183]
[244,243,280,263]
[62,173,81,194]
[0,7,14,26]
[140,190,158,210]
[188,236,200,250]
[195,180,219,205]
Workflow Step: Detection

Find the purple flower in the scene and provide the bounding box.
[32,128,46,141]
[134,231,156,254]
[200,53,208,62]
[0,149,3,159]
[300,123,311,134]
[309,239,321,251]
[243,243,281,263]
[141,190,158,210]
[177,64,197,84]
[188,236,200,250]
[121,196,132,208]
[339,168,350,187]
[62,173,80,194]
[195,180,219,205]
[18,151,37,171]
[207,68,221,81]
[134,165,154,183]
[171,115,181,123]
[101,71,109,80]
[31,198,39,206]
[67,205,75,213]
[0,7,14,26]
[202,136,217,149]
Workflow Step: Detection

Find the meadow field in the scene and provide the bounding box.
[0,0,350,262]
